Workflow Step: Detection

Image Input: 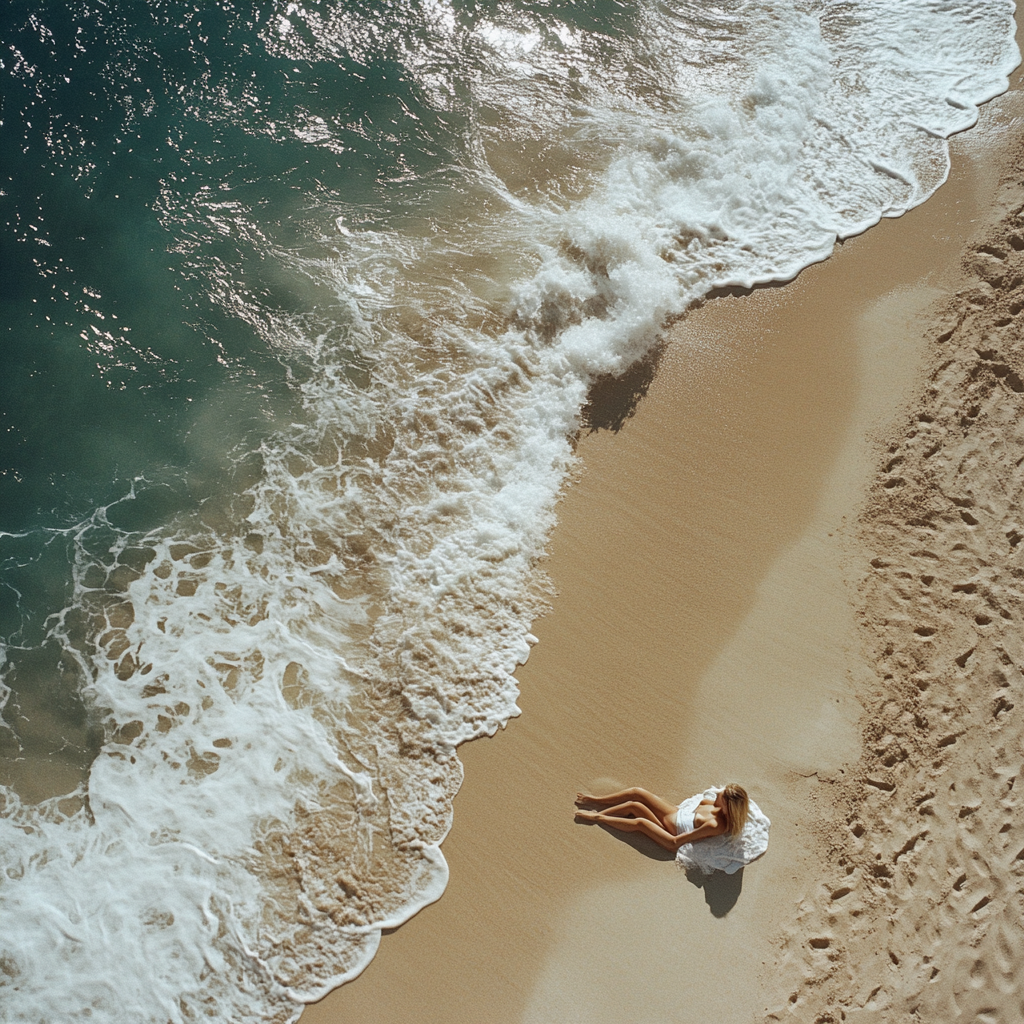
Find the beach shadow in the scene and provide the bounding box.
[579,271,801,436]
[580,342,665,434]
[574,816,676,860]
[597,823,677,861]
[578,821,748,910]
[701,278,792,303]
[684,866,744,917]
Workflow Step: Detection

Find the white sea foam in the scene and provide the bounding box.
[0,2,1018,1021]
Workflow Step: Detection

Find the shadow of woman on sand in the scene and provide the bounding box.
[597,826,745,917]
[684,866,743,917]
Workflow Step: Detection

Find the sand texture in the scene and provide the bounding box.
[302,51,1024,1024]
[764,143,1024,1021]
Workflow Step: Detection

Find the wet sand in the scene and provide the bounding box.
[302,54,1024,1024]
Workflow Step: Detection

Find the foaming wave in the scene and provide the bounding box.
[0,1,1018,1022]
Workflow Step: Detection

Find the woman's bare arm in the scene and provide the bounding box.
[673,820,727,847]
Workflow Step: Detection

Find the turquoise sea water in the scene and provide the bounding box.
[2,0,490,799]
[1,2,1019,1021]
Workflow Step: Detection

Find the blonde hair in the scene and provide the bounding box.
[722,784,749,837]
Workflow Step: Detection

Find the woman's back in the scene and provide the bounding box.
[692,796,725,832]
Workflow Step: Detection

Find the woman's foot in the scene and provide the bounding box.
[574,809,599,822]
[575,792,597,805]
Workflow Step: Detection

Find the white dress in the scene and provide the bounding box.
[674,787,771,875]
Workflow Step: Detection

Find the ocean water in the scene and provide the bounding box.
[0,1,1018,1021]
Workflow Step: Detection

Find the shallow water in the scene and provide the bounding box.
[0,1,1018,1021]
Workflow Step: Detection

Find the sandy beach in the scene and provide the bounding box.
[302,38,1024,1024]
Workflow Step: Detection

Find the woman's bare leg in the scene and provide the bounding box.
[575,787,677,820]
[576,811,678,852]
[586,800,664,827]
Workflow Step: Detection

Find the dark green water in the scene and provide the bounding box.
[0,0,495,782]
[0,0,635,643]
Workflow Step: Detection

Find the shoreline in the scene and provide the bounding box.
[302,62,1024,1024]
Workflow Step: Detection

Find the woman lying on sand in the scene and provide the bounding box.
[575,784,749,852]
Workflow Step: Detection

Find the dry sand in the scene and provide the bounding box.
[765,119,1024,1024]
[302,59,1024,1024]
